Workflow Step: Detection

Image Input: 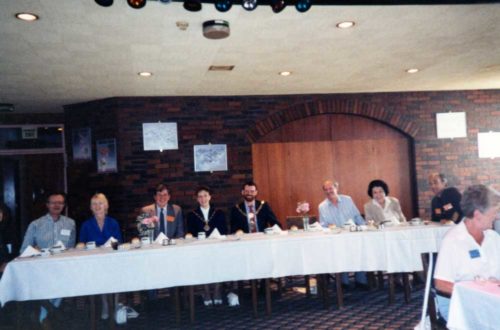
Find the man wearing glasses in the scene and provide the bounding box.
[20,192,76,253]
[19,192,76,326]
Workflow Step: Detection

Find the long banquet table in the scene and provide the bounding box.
[0,223,451,306]
[447,280,500,330]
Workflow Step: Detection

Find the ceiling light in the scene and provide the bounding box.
[336,21,355,29]
[15,13,39,21]
[295,0,312,13]
[184,0,202,11]
[176,21,189,31]
[138,72,153,77]
[95,0,114,7]
[406,68,419,74]
[215,0,232,12]
[271,0,286,13]
[127,0,146,9]
[279,71,292,76]
[159,0,171,3]
[242,0,258,11]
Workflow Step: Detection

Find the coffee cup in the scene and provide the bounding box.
[86,241,96,250]
[198,232,206,240]
[141,237,150,245]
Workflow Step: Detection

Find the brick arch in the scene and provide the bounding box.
[247,99,419,142]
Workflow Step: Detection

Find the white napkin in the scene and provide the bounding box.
[53,240,66,250]
[344,218,355,226]
[208,228,226,239]
[271,224,282,233]
[103,237,118,248]
[308,222,323,231]
[20,245,41,258]
[227,292,239,307]
[154,232,168,245]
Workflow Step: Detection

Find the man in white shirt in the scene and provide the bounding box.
[434,184,500,321]
[318,180,368,289]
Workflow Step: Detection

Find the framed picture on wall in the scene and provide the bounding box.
[96,138,117,173]
[194,144,228,172]
[72,128,92,160]
[478,131,500,159]
[436,112,467,139]
[142,122,178,151]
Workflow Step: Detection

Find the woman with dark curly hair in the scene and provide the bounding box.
[364,179,406,226]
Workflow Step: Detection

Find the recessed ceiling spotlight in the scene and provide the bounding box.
[15,13,39,21]
[138,72,153,77]
[336,21,355,29]
[176,21,189,31]
[279,71,292,76]
[406,68,419,74]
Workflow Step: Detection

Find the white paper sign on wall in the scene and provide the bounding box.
[436,112,467,139]
[478,131,500,159]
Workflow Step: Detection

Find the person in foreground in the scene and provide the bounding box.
[79,193,122,320]
[318,180,368,289]
[141,183,184,239]
[364,179,406,226]
[187,186,227,306]
[434,184,500,321]
[20,192,76,325]
[428,173,463,224]
[230,181,281,233]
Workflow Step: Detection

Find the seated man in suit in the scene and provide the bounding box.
[141,183,184,239]
[318,180,368,290]
[230,181,281,233]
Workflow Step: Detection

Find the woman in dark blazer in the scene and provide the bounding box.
[186,186,227,306]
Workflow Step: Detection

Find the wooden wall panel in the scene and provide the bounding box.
[253,115,415,227]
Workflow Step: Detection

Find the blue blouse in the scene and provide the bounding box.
[79,216,122,246]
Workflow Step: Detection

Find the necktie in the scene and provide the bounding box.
[159,208,165,234]
[248,204,257,233]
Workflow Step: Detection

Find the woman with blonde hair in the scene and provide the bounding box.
[79,193,122,319]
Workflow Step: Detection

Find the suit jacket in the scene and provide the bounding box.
[186,206,227,237]
[230,200,281,233]
[431,187,463,223]
[363,197,406,225]
[141,203,184,239]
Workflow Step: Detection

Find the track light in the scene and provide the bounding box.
[127,0,146,9]
[242,0,258,11]
[184,0,202,11]
[295,0,312,12]
[270,0,286,13]
[95,0,113,7]
[215,0,232,12]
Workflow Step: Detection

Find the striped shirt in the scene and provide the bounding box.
[20,214,76,253]
[318,195,365,227]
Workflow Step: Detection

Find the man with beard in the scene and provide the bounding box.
[230,181,281,233]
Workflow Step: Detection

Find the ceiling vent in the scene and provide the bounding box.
[0,103,15,112]
[209,65,234,71]
[203,20,230,39]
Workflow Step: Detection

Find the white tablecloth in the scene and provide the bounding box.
[448,281,500,330]
[0,224,450,306]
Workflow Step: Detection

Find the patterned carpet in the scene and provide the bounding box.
[0,276,424,330]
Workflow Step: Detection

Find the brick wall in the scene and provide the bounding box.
[58,90,500,233]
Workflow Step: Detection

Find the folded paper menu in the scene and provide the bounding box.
[154,232,168,245]
[103,237,118,248]
[53,240,66,251]
[208,228,226,239]
[20,245,41,258]
[271,224,282,233]
[308,222,323,231]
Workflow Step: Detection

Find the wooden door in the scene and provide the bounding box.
[252,114,415,227]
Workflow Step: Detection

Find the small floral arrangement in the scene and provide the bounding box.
[296,201,310,215]
[136,213,159,236]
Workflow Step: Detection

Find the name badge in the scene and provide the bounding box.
[61,229,71,236]
[469,249,480,259]
[434,208,442,215]
[443,203,453,211]
[167,215,175,222]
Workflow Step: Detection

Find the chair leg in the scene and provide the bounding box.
[265,278,272,316]
[174,287,181,324]
[189,286,195,323]
[403,273,411,303]
[89,295,96,330]
[377,271,385,289]
[251,280,258,318]
[388,273,395,304]
[335,273,343,309]
[305,275,311,297]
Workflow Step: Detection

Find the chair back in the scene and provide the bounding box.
[419,252,447,329]
[285,216,317,229]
